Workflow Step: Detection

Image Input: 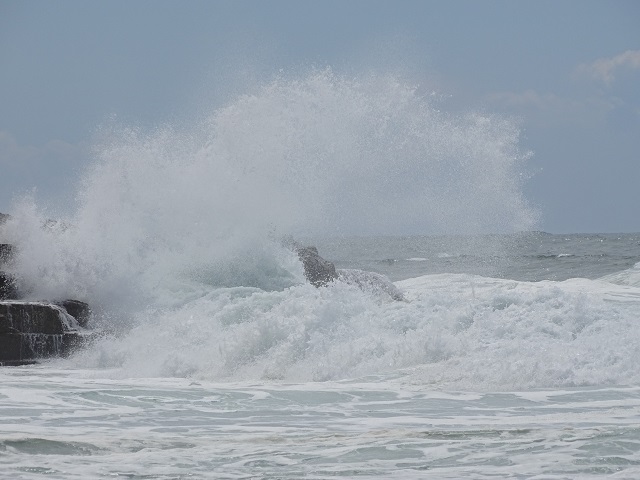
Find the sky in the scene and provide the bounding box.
[0,0,639,233]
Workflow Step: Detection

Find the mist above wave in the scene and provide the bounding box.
[3,68,536,314]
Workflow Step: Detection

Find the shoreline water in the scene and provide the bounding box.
[1,234,639,478]
[3,366,640,479]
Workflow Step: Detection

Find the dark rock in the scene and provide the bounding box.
[0,272,18,300]
[296,246,338,287]
[56,299,91,328]
[0,214,95,365]
[0,244,12,263]
[0,302,78,334]
[283,237,404,300]
[0,329,86,366]
[0,301,93,364]
[282,237,338,287]
[0,243,18,300]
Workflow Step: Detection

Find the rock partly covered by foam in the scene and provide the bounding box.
[0,243,12,260]
[337,268,405,302]
[282,237,338,287]
[0,212,94,365]
[0,243,17,300]
[0,301,92,365]
[297,246,339,287]
[56,299,91,328]
[0,273,17,301]
[284,237,404,301]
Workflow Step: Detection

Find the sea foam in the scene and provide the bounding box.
[1,69,551,388]
[58,270,640,390]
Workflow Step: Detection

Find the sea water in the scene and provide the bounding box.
[1,70,640,478]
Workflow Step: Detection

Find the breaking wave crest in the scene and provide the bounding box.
[0,68,569,389]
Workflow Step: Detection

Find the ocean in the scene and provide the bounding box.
[2,70,640,478]
[2,234,640,479]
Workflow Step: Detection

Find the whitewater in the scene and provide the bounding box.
[1,70,640,478]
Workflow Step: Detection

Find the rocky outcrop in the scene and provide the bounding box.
[0,243,17,300]
[0,215,93,365]
[282,237,338,287]
[56,299,91,328]
[284,237,404,301]
[0,301,91,365]
[0,272,17,300]
[296,246,339,287]
[0,243,12,260]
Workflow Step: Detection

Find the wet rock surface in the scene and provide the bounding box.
[0,301,92,365]
[296,246,339,287]
[0,243,17,301]
[0,271,17,300]
[0,213,94,365]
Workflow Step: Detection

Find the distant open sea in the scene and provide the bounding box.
[2,232,640,479]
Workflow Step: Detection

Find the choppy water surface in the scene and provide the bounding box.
[3,259,640,478]
[2,368,640,479]
[313,232,640,282]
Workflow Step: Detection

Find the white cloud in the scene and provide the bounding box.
[578,49,640,86]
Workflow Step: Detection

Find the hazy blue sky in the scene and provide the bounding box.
[1,0,639,233]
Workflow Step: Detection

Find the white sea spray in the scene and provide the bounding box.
[12,69,635,392]
[3,69,535,305]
